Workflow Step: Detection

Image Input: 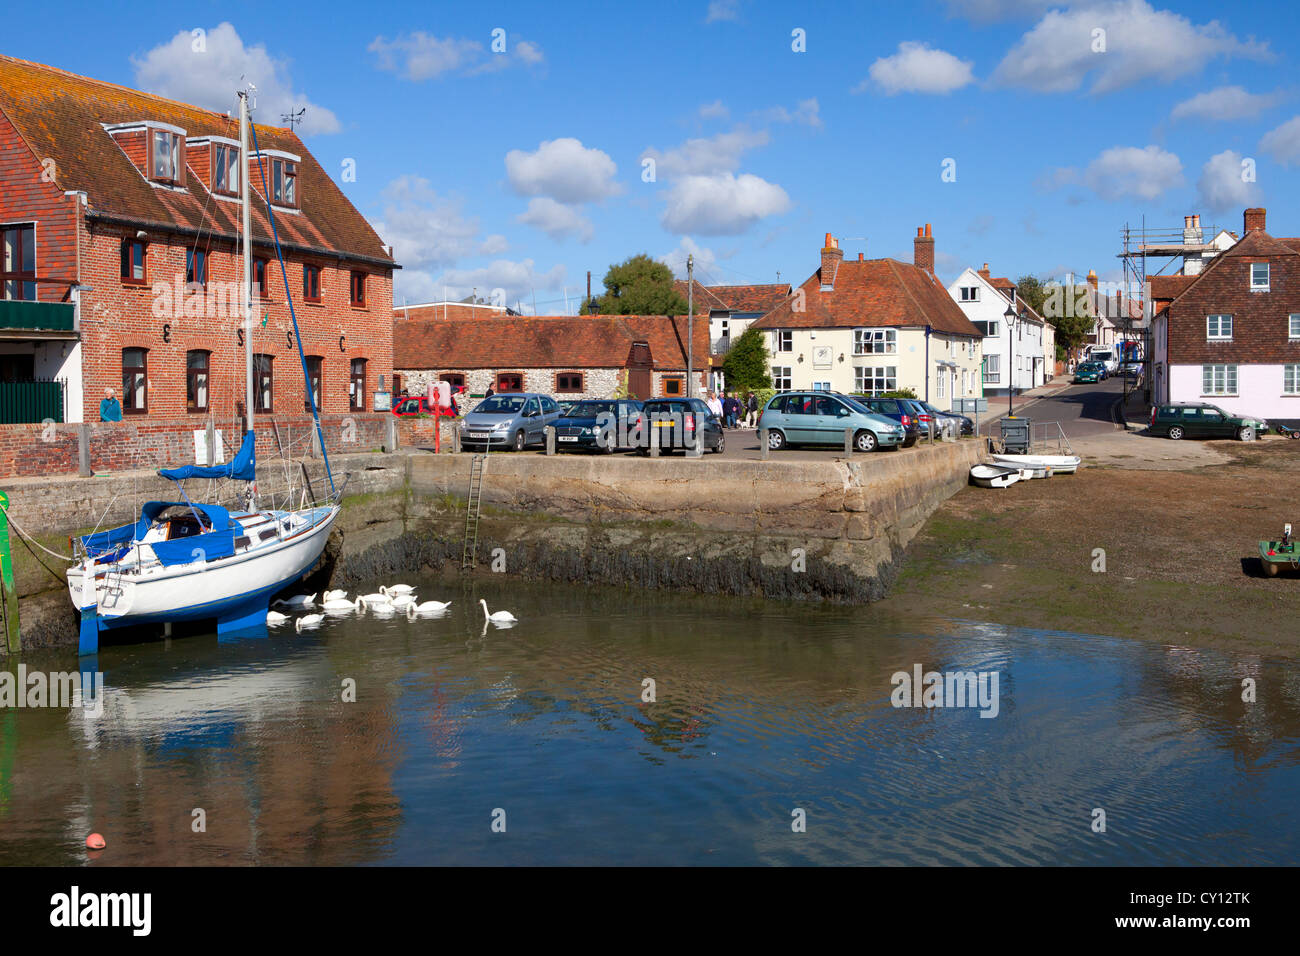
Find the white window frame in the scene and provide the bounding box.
[1286,365,1300,395]
[936,369,946,398]
[853,328,897,355]
[959,286,979,302]
[1251,262,1270,291]
[1289,314,1300,340]
[772,366,792,390]
[1202,364,1237,396]
[151,129,181,182]
[1207,314,1233,340]
[854,366,896,397]
[983,354,1000,383]
[774,330,793,353]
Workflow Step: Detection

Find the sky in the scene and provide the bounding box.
[7,0,1300,312]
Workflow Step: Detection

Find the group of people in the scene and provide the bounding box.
[705,390,760,429]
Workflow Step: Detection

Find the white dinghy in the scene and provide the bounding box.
[970,463,1023,489]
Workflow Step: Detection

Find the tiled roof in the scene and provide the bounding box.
[752,258,982,337]
[0,55,394,267]
[673,279,789,314]
[394,314,711,371]
[1149,229,1300,312]
[1148,275,1197,304]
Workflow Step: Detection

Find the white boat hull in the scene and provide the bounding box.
[992,454,1081,474]
[970,464,1022,489]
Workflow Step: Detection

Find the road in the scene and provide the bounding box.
[978,377,1132,440]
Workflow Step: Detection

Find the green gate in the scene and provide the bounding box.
[0,379,65,423]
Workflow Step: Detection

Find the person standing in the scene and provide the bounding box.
[707,390,723,421]
[99,386,122,422]
[745,391,758,427]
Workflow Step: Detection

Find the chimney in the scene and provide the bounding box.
[820,233,842,288]
[1244,207,1266,234]
[1086,269,1098,290]
[913,223,935,274]
[858,253,863,261]
[978,262,991,280]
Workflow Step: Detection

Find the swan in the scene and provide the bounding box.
[381,584,416,597]
[322,589,348,602]
[406,602,448,620]
[411,599,452,613]
[274,593,316,608]
[479,599,517,624]
[387,593,416,609]
[321,597,362,611]
[266,610,289,625]
[357,592,391,606]
[295,613,325,630]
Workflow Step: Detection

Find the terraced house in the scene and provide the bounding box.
[1150,207,1300,420]
[0,55,395,431]
[752,229,984,406]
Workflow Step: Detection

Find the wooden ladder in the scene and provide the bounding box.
[461,454,487,569]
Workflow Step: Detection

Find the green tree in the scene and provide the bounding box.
[721,327,772,392]
[1040,280,1096,356]
[596,254,689,315]
[1015,275,1048,317]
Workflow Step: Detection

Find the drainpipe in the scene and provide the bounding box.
[924,326,931,402]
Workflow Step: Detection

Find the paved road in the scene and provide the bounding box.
[978,377,1132,440]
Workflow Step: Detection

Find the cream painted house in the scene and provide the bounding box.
[751,230,983,408]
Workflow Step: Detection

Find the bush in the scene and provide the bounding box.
[881,388,918,399]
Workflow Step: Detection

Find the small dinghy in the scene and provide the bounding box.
[991,453,1080,474]
[970,463,1023,489]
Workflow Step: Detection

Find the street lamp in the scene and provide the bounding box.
[1004,302,1017,417]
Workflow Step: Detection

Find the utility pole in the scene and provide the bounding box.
[686,254,694,398]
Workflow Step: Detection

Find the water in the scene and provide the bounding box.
[1,579,1297,865]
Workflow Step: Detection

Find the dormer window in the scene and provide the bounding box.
[213,144,239,195]
[272,159,297,207]
[959,286,979,302]
[151,129,182,184]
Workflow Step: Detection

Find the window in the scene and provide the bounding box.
[854,366,896,396]
[151,129,182,183]
[439,373,465,389]
[556,371,584,392]
[254,257,268,298]
[719,319,730,339]
[272,159,297,206]
[772,366,792,390]
[984,354,1001,383]
[1207,314,1233,340]
[349,358,367,411]
[1286,365,1300,395]
[303,264,321,303]
[959,286,979,302]
[1251,262,1270,291]
[972,320,999,337]
[2,223,36,300]
[775,330,793,352]
[812,381,831,391]
[662,376,684,396]
[349,270,366,307]
[186,248,207,289]
[1290,314,1300,339]
[304,356,322,411]
[120,238,147,285]
[253,354,273,412]
[854,328,897,355]
[185,350,210,412]
[962,368,969,394]
[122,348,147,414]
[936,370,946,398]
[213,144,238,195]
[1202,364,1237,396]
[496,372,524,393]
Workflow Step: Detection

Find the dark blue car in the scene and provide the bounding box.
[553,398,644,453]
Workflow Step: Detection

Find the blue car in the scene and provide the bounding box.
[758,391,906,452]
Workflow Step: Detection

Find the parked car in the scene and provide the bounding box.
[554,398,644,453]
[1120,359,1143,377]
[916,400,973,437]
[1073,362,1105,384]
[636,397,724,454]
[1149,403,1268,441]
[759,391,905,452]
[392,395,458,418]
[459,392,561,451]
[854,396,921,447]
[556,399,579,416]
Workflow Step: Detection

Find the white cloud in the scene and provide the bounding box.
[699,99,729,120]
[1171,86,1281,122]
[992,0,1269,95]
[1260,116,1300,167]
[661,172,791,235]
[368,31,544,81]
[706,0,740,22]
[660,237,720,279]
[1050,145,1184,201]
[430,259,568,313]
[517,197,594,242]
[642,127,770,177]
[1197,150,1260,213]
[370,176,500,272]
[756,98,823,128]
[860,42,975,95]
[132,23,340,135]
[505,138,621,203]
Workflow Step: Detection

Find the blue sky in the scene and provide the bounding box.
[8,0,1300,311]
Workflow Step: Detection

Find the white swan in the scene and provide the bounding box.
[406,602,448,620]
[274,593,316,608]
[387,593,416,609]
[266,610,289,625]
[322,589,348,602]
[411,599,452,613]
[321,597,362,611]
[381,584,416,597]
[295,613,325,630]
[357,592,391,606]
[479,599,517,624]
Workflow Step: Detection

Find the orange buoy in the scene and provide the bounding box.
[85,833,106,850]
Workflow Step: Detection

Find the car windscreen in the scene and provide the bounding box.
[840,396,876,416]
[473,396,526,414]
[564,401,618,417]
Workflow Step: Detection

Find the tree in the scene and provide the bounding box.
[596,254,688,315]
[1021,275,1094,358]
[721,327,772,392]
[1015,275,1048,317]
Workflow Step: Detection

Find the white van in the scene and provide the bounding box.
[1087,347,1118,373]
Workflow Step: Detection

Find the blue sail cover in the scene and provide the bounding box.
[79,502,238,566]
[158,431,256,482]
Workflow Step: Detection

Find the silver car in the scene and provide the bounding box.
[460,393,561,451]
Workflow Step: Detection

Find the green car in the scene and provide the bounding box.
[1073,362,1104,383]
[1149,403,1267,441]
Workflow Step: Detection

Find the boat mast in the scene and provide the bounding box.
[239,89,254,438]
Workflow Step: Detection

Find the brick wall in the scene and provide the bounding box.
[0,108,79,301]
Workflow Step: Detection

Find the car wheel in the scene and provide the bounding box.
[767,429,787,451]
[854,430,878,453]
[1167,425,1184,441]
[712,433,724,454]
[1239,426,1256,442]
[513,429,526,452]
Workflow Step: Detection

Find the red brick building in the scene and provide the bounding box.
[0,55,396,427]
[1151,207,1300,420]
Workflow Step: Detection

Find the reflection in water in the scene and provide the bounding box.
[1,580,1298,866]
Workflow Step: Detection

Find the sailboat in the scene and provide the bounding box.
[67,89,340,655]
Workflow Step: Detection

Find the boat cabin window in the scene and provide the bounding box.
[165,513,207,540]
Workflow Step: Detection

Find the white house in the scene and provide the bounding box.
[948,264,1047,396]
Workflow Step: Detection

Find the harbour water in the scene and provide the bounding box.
[1,578,1297,865]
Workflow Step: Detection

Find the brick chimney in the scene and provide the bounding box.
[820,232,842,288]
[913,223,934,274]
[977,262,991,280]
[1086,269,1097,290]
[1244,207,1267,234]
